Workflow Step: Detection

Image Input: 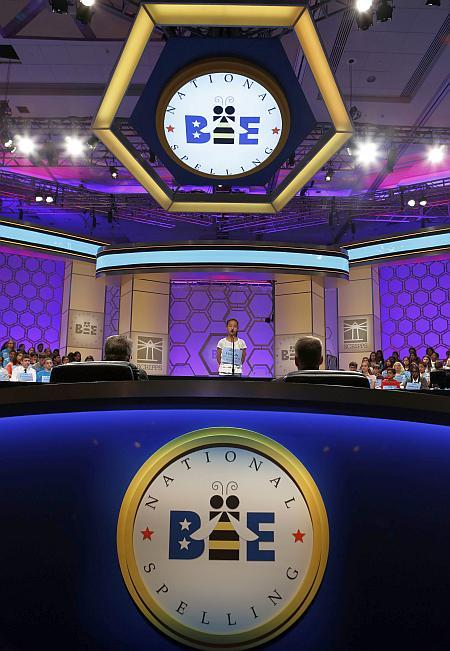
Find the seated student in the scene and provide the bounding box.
[375,349,384,371]
[405,364,428,390]
[381,367,401,390]
[445,356,450,369]
[62,355,70,365]
[418,362,430,386]
[0,356,9,381]
[33,354,46,375]
[30,352,38,367]
[360,360,377,389]
[73,351,82,362]
[104,335,148,380]
[371,363,383,388]
[382,358,393,378]
[349,361,358,372]
[52,354,62,366]
[85,355,94,362]
[6,351,21,378]
[37,358,53,383]
[393,361,410,385]
[1,339,15,366]
[430,352,439,369]
[434,360,444,371]
[11,354,36,382]
[392,351,400,362]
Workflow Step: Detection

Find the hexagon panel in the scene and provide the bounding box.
[103,285,120,350]
[0,248,64,350]
[380,258,450,358]
[169,282,274,377]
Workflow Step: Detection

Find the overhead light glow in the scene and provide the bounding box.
[425,0,440,6]
[46,195,54,204]
[407,198,416,207]
[356,0,372,11]
[109,165,119,179]
[419,195,427,207]
[35,191,44,203]
[427,145,445,164]
[16,135,36,156]
[324,168,333,182]
[354,140,379,166]
[65,136,84,157]
[80,0,96,6]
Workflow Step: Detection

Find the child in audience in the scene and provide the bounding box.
[37,358,53,383]
[361,360,377,388]
[393,361,409,385]
[0,356,9,381]
[381,368,401,389]
[375,350,384,370]
[430,352,439,369]
[1,339,15,366]
[418,362,430,386]
[349,361,358,372]
[11,354,36,382]
[6,351,22,378]
[406,364,428,390]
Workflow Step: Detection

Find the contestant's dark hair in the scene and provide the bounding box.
[294,336,322,370]
[226,318,238,326]
[104,335,132,361]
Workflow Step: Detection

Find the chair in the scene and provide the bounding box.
[50,361,134,383]
[282,369,370,388]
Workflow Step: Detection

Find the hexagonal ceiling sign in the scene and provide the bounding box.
[93,2,352,214]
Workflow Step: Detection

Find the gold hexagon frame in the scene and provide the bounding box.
[92,3,353,214]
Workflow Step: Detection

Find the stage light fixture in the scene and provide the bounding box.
[419,195,427,207]
[50,0,69,14]
[64,136,84,158]
[427,144,445,164]
[356,0,372,10]
[87,135,99,150]
[80,0,95,6]
[376,0,393,21]
[109,165,119,179]
[76,1,94,24]
[355,11,373,30]
[16,135,36,156]
[425,0,440,6]
[407,198,416,208]
[324,168,333,182]
[45,194,55,204]
[4,137,16,153]
[35,191,44,203]
[354,140,379,166]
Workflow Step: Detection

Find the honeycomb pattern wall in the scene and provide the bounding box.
[379,259,450,358]
[169,282,274,377]
[0,248,64,349]
[103,285,120,351]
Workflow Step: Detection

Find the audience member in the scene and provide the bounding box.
[381,368,401,390]
[406,364,428,390]
[0,356,9,381]
[37,358,53,383]
[104,335,148,380]
[73,351,82,362]
[382,358,393,377]
[361,360,376,389]
[393,361,409,386]
[392,351,400,361]
[6,351,22,378]
[349,361,358,372]
[1,339,15,366]
[36,343,44,354]
[33,354,46,374]
[430,352,439,368]
[293,336,323,371]
[62,356,69,364]
[369,352,377,368]
[53,354,62,366]
[402,356,411,372]
[434,360,444,371]
[422,355,432,373]
[375,349,384,370]
[85,355,94,362]
[418,362,430,385]
[11,354,36,382]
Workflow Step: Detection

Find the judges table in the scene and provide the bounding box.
[0,379,449,651]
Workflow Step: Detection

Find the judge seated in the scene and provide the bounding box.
[104,335,148,381]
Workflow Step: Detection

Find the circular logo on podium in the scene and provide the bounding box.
[156,59,290,179]
[117,428,328,650]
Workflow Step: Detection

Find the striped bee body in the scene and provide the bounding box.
[208,511,240,560]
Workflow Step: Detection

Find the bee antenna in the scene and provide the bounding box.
[226,481,238,494]
[225,96,234,105]
[212,480,224,494]
[214,96,224,105]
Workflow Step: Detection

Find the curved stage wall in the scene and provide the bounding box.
[0,381,449,651]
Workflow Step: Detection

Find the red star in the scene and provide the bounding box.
[293,529,305,543]
[166,125,174,133]
[272,127,280,135]
[141,527,154,541]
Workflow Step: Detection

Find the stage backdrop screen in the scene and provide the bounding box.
[169,281,274,377]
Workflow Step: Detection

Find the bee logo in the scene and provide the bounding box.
[190,481,258,560]
[212,96,235,144]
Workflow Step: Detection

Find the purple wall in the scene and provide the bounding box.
[103,284,120,350]
[379,258,450,359]
[169,281,274,377]
[0,247,64,350]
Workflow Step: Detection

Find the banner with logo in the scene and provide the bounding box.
[339,315,373,353]
[68,309,104,349]
[130,332,168,375]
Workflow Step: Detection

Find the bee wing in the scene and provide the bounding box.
[190,513,222,541]
[230,516,259,542]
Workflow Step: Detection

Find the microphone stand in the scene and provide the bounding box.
[231,336,235,376]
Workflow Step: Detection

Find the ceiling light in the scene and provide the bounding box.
[425,0,440,5]
[80,0,95,6]
[76,2,94,24]
[16,135,36,156]
[45,194,55,204]
[356,12,373,29]
[354,140,380,166]
[356,0,372,11]
[50,0,69,13]
[65,136,84,157]
[4,137,16,153]
[376,0,393,21]
[407,198,416,207]
[427,144,445,164]
[109,165,119,179]
[35,191,44,203]
[419,195,427,207]
[324,168,333,182]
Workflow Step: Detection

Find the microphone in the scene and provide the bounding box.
[232,335,235,376]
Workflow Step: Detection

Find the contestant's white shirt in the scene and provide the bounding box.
[217,337,247,375]
[11,365,36,382]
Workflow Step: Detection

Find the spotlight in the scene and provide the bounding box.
[64,136,84,157]
[356,0,372,10]
[427,144,445,164]
[324,168,334,182]
[45,194,55,204]
[109,165,118,179]
[16,135,36,156]
[50,0,69,13]
[425,0,440,5]
[34,191,44,203]
[407,198,416,207]
[355,12,373,30]
[80,0,95,6]
[87,135,99,150]
[419,194,427,207]
[376,0,393,21]
[76,1,94,24]
[354,140,379,166]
